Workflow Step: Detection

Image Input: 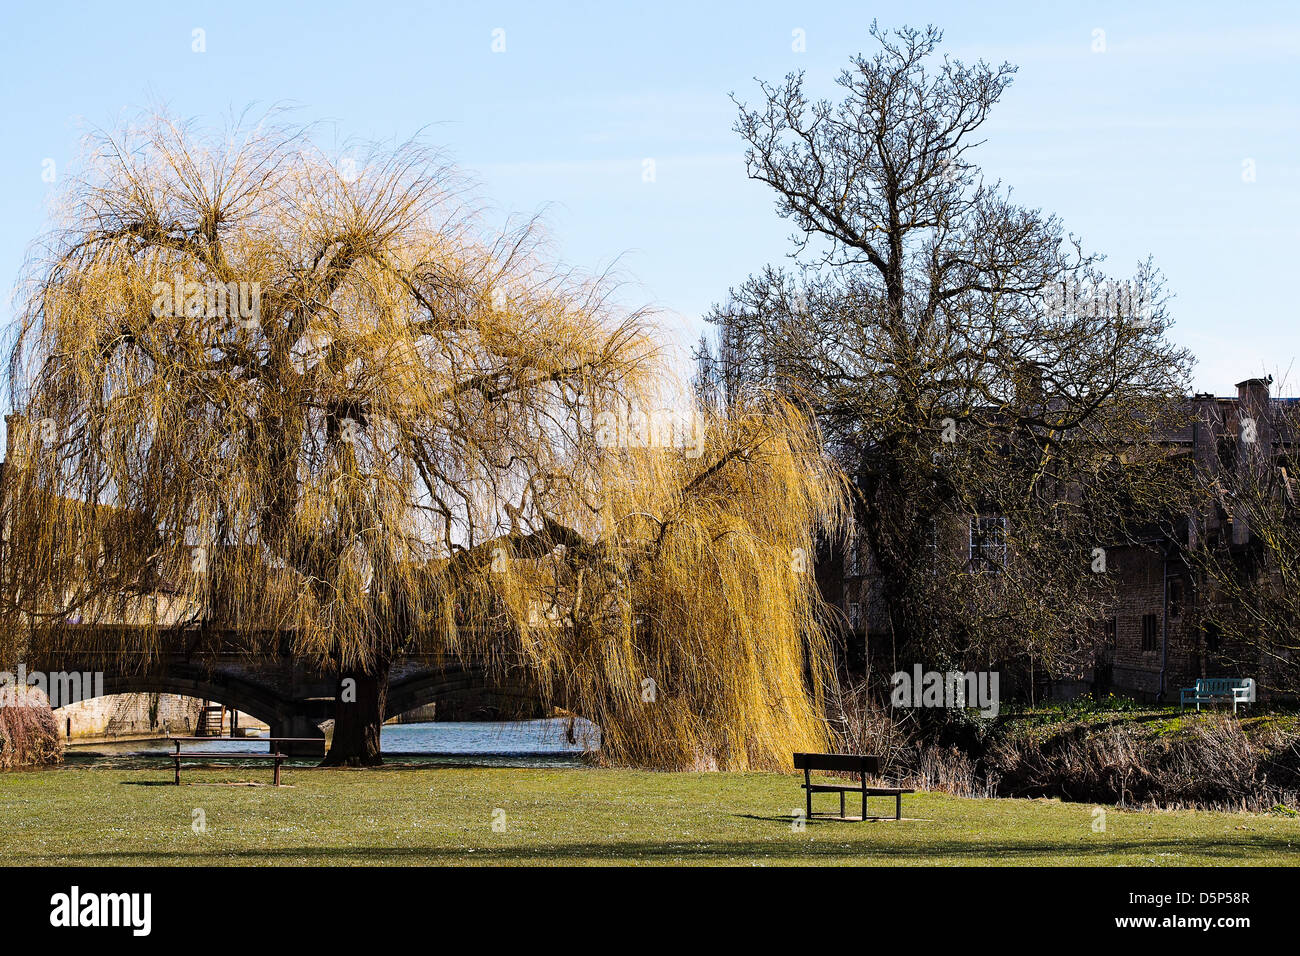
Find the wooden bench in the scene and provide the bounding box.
[793,752,914,821]
[1179,678,1254,714]
[167,737,321,786]
[172,751,287,786]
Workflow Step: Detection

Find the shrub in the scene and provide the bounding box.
[0,687,64,769]
[830,678,1300,810]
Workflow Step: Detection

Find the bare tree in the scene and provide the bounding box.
[708,24,1194,684]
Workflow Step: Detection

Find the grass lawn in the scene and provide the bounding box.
[4,764,1298,866]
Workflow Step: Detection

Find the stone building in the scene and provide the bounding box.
[830,376,1298,703]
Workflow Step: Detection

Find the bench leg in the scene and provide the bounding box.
[896,793,902,820]
[862,789,867,822]
[274,759,281,787]
[174,759,180,785]
[840,791,845,819]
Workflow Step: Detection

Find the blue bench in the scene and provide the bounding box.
[1179,678,1254,714]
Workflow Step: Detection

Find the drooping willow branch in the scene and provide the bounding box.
[1,110,849,769]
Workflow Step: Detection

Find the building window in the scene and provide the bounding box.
[848,602,861,631]
[1217,436,1237,470]
[969,515,1007,572]
[1168,578,1184,618]
[1204,622,1222,653]
[1141,613,1159,652]
[1104,617,1117,647]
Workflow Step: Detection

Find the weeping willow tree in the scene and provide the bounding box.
[1,111,847,768]
[484,394,849,768]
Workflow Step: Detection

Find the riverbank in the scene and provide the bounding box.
[836,695,1300,812]
[4,766,1297,865]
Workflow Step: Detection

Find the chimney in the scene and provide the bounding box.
[1013,361,1044,407]
[3,412,26,462]
[1232,376,1274,545]
[1235,375,1273,461]
[1236,375,1272,412]
[1189,392,1216,464]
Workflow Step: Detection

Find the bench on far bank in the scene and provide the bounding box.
[793,752,914,821]
[168,736,321,786]
[1179,678,1255,715]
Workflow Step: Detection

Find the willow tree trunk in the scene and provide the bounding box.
[322,659,390,767]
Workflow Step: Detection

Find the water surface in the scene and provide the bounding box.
[63,717,600,769]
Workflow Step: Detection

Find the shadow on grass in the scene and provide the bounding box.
[23,833,1296,865]
[737,814,921,824]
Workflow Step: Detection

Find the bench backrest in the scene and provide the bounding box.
[793,753,880,774]
[1195,678,1252,694]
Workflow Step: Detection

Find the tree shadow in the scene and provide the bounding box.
[736,813,920,824]
[24,832,1296,866]
[119,780,292,788]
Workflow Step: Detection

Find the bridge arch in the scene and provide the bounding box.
[384,661,546,722]
[31,640,594,754]
[383,660,601,752]
[87,672,291,731]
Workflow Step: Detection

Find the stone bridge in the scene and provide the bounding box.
[28,626,544,755]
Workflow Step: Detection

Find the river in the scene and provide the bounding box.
[63,717,601,769]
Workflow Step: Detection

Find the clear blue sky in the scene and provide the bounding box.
[1,0,1297,404]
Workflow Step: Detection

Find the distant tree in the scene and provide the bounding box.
[2,112,847,769]
[707,24,1195,683]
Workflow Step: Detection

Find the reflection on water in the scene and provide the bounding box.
[63,717,600,770]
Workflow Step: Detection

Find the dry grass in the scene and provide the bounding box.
[990,712,1300,811]
[0,688,63,769]
[829,679,1300,810]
